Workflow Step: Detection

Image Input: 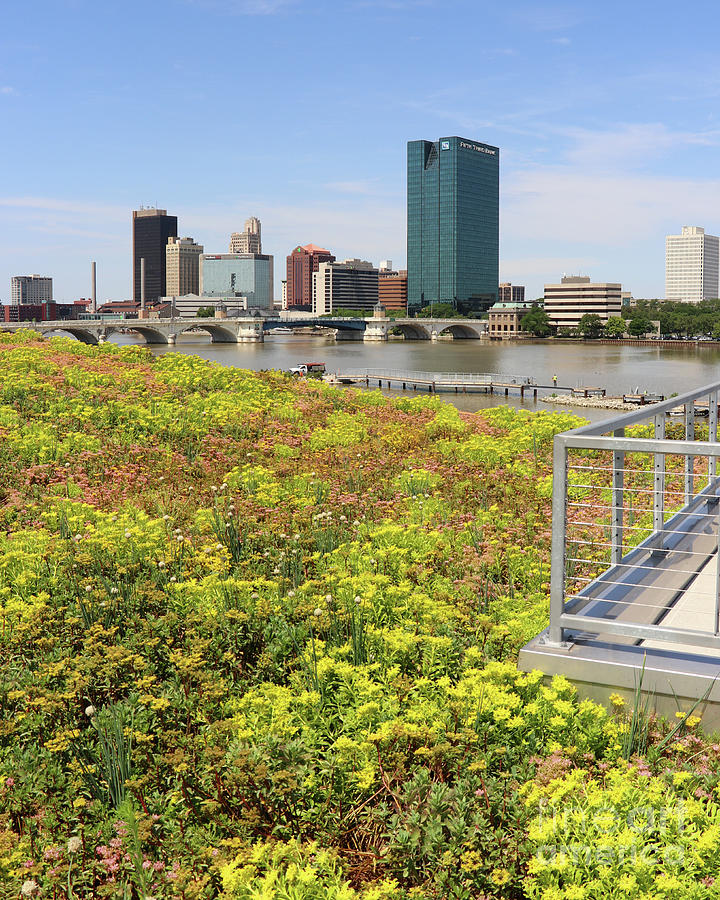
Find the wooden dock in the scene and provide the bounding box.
[571,386,606,398]
[329,368,633,402]
[332,368,557,398]
[623,392,666,405]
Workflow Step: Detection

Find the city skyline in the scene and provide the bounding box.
[4,1,720,303]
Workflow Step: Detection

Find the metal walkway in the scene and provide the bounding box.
[333,368,539,395]
[518,381,720,724]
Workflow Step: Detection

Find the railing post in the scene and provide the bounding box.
[715,520,720,637]
[653,414,665,552]
[548,434,568,646]
[710,391,718,485]
[685,403,695,503]
[612,428,625,565]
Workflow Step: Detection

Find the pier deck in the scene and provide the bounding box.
[333,368,546,396]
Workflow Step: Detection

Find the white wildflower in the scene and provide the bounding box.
[67,836,82,853]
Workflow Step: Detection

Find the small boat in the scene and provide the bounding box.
[269,326,293,334]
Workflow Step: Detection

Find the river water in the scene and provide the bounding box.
[108,332,720,424]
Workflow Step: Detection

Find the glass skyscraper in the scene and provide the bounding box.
[407,136,499,316]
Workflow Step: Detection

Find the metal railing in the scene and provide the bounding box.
[337,368,535,385]
[549,380,720,652]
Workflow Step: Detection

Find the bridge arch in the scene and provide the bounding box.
[436,322,483,339]
[130,325,171,345]
[316,319,367,333]
[392,322,431,340]
[176,322,238,343]
[44,326,102,345]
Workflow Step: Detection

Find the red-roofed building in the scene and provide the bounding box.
[96,300,141,318]
[285,243,335,311]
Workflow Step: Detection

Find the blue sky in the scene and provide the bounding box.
[3,0,720,302]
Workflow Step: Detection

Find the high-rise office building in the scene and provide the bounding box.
[407,136,499,316]
[665,226,720,303]
[11,275,53,305]
[312,259,379,315]
[286,244,335,310]
[230,217,262,254]
[166,236,203,297]
[132,208,178,302]
[200,253,274,309]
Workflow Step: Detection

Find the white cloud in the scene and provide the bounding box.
[352,0,435,8]
[324,180,379,195]
[558,122,720,170]
[0,196,126,217]
[509,4,586,32]
[504,169,720,245]
[185,0,296,14]
[0,196,127,248]
[0,86,15,95]
[500,256,596,281]
[501,166,720,298]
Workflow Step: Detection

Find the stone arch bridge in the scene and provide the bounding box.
[1,316,486,345]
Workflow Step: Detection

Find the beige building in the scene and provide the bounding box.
[11,275,53,304]
[487,300,534,338]
[665,226,719,302]
[544,275,622,330]
[230,217,262,254]
[312,259,379,315]
[166,237,203,297]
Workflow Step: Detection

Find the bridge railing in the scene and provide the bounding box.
[548,379,720,652]
[337,368,535,385]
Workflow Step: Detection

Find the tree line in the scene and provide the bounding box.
[520,298,720,339]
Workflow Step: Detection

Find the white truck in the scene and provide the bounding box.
[289,362,326,376]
